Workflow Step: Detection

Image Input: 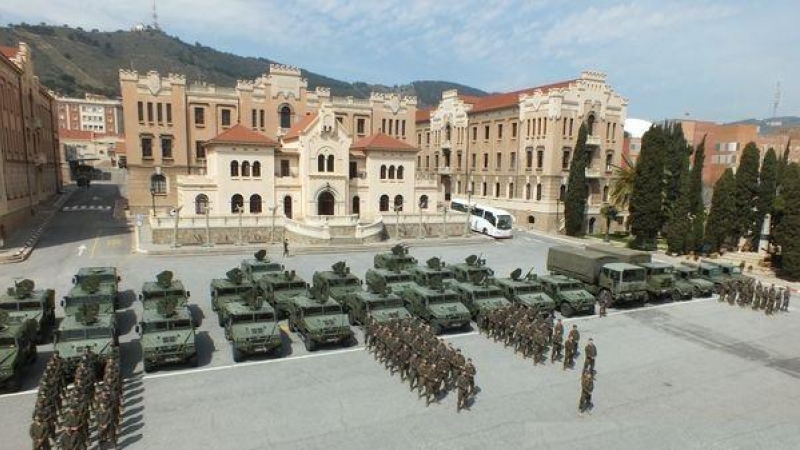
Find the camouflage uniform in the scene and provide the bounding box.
[782,288,791,312]
[456,373,470,412]
[563,335,575,370]
[578,372,595,413]
[583,339,597,374]
[30,415,51,450]
[96,401,118,450]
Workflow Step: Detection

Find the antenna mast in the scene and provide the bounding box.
[152,0,160,31]
[772,81,781,119]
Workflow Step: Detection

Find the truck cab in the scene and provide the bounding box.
[312,262,363,304]
[365,266,417,296]
[240,253,285,283]
[399,281,470,334]
[0,312,38,392]
[373,244,419,271]
[257,270,309,319]
[73,267,121,308]
[448,254,495,283]
[137,300,197,373]
[674,266,714,298]
[210,268,258,326]
[639,262,681,302]
[688,262,728,292]
[286,291,354,352]
[55,306,119,379]
[491,270,556,314]
[341,289,411,326]
[223,298,282,362]
[538,274,596,317]
[1,280,55,343]
[408,257,457,289]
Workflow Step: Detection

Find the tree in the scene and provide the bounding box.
[704,169,737,252]
[665,151,693,254]
[690,138,707,251]
[662,122,691,217]
[774,163,800,280]
[609,155,636,209]
[564,123,589,236]
[776,139,790,191]
[731,142,760,245]
[629,124,665,249]
[754,147,777,249]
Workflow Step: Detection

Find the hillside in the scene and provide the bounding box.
[0,24,487,107]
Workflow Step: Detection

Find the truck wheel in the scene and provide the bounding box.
[217,313,224,327]
[143,360,153,373]
[432,323,442,335]
[560,302,574,318]
[188,354,199,367]
[347,310,355,326]
[692,287,701,299]
[8,373,22,392]
[231,344,244,363]
[341,335,356,347]
[272,345,284,358]
[670,291,681,303]
[304,335,317,352]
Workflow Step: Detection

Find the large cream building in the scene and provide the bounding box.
[416,71,627,234]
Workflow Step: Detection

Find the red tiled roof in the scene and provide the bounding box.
[415,109,432,123]
[351,133,418,152]
[207,124,279,147]
[459,80,574,113]
[282,113,318,141]
[0,45,18,59]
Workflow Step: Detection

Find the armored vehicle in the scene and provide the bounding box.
[62,275,117,317]
[137,298,198,372]
[0,311,38,392]
[341,278,412,325]
[223,295,282,362]
[210,268,258,326]
[450,272,510,321]
[373,244,418,270]
[399,277,471,334]
[448,254,495,283]
[639,262,682,302]
[313,262,363,304]
[72,267,121,308]
[538,274,596,317]
[685,262,728,293]
[286,288,354,352]
[710,261,750,282]
[491,269,556,314]
[241,250,285,283]
[140,270,191,307]
[674,265,714,298]
[1,279,55,342]
[258,270,309,319]
[365,264,417,296]
[408,257,457,289]
[54,303,119,378]
[547,246,649,306]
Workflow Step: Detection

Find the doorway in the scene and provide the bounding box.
[318,191,335,216]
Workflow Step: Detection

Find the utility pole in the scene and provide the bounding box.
[171,205,183,248]
[203,206,213,247]
[418,200,425,239]
[236,206,244,246]
[442,206,448,239]
[268,205,277,243]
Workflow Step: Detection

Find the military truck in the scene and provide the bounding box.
[210,268,258,326]
[638,262,682,302]
[399,276,471,334]
[54,303,119,378]
[312,261,363,304]
[684,262,728,293]
[538,274,597,317]
[408,257,457,288]
[341,278,412,325]
[448,254,495,283]
[240,250,285,283]
[450,272,510,321]
[547,246,649,306]
[674,265,714,298]
[136,298,198,372]
[491,269,556,314]
[0,311,38,392]
[585,244,651,265]
[62,275,117,318]
[710,261,750,282]
[72,267,121,308]
[140,271,193,321]
[222,294,283,362]
[257,270,309,319]
[286,288,354,351]
[373,244,418,270]
[0,279,55,343]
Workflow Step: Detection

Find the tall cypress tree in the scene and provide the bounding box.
[665,154,693,254]
[663,122,690,218]
[776,139,790,191]
[774,163,800,280]
[705,169,737,252]
[754,148,778,249]
[630,124,665,249]
[564,123,589,236]
[731,142,760,245]
[690,138,707,251]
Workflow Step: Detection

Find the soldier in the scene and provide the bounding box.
[30,414,51,450]
[568,325,580,357]
[551,320,563,362]
[96,400,118,450]
[57,426,82,450]
[456,372,470,412]
[578,371,595,414]
[532,327,545,366]
[583,338,597,374]
[782,287,791,312]
[563,335,575,370]
[718,282,727,303]
[766,289,775,315]
[407,352,419,391]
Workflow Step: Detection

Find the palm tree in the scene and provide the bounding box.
[609,154,636,209]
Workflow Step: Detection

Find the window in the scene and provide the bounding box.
[525,183,531,200]
[559,184,566,201]
[146,102,153,122]
[195,141,206,160]
[230,161,239,177]
[194,107,205,126]
[280,106,291,129]
[456,151,462,170]
[326,155,334,172]
[317,155,325,172]
[426,132,430,144]
[379,195,390,212]
[472,126,477,141]
[357,118,365,135]
[283,196,293,219]
[160,136,173,159]
[249,194,262,213]
[195,194,209,215]
[509,183,514,198]
[426,156,430,169]
[562,148,571,170]
[526,147,533,169]
[484,125,490,140]
[483,153,488,170]
[241,161,251,177]
[434,155,439,169]
[166,104,172,123]
[471,153,476,170]
[537,148,544,169]
[457,181,462,194]
[496,152,502,170]
[260,110,265,129]
[397,166,404,180]
[602,185,609,203]
[495,182,500,198]
[150,174,167,194]
[380,165,387,179]
[482,182,487,196]
[349,161,358,179]
[510,152,517,170]
[401,120,406,137]
[394,195,404,211]
[419,195,429,209]
[569,118,574,136]
[606,152,614,172]
[336,116,344,125]
[221,109,231,127]
[536,184,542,201]
[417,133,422,145]
[280,160,290,177]
[252,161,261,177]
[512,122,518,138]
[382,119,387,133]
[497,124,503,139]
[231,194,244,213]
[141,136,153,158]
[388,166,396,179]
[156,103,163,124]
[251,110,258,129]
[137,102,144,122]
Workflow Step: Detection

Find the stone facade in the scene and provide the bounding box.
[57,94,123,134]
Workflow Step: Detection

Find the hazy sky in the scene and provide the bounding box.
[1,0,797,122]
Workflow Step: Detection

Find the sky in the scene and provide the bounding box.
[1,0,797,122]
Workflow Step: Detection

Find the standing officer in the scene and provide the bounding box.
[563,334,575,370]
[30,414,51,450]
[579,371,595,414]
[456,372,470,412]
[568,325,580,357]
[782,288,791,312]
[551,319,564,363]
[583,338,597,374]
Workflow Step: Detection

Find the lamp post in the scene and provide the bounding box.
[394,205,401,240]
[442,206,448,239]
[203,206,213,247]
[418,200,425,239]
[268,205,277,244]
[150,187,157,217]
[464,187,473,237]
[171,205,183,248]
[236,205,244,246]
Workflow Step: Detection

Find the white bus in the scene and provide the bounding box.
[450,198,514,239]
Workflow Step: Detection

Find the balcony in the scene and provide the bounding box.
[585,168,603,178]
[586,135,602,147]
[438,166,453,175]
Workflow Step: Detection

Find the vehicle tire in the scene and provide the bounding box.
[217,313,224,327]
[272,345,284,358]
[482,228,488,235]
[692,287,701,299]
[143,360,153,373]
[8,373,22,392]
[560,302,574,318]
[347,310,355,326]
[231,344,244,363]
[432,323,442,335]
[341,335,356,348]
[671,291,681,303]
[188,354,199,367]
[304,335,317,352]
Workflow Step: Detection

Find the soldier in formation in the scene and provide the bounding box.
[365,317,477,411]
[483,304,556,364]
[578,370,595,414]
[719,277,791,316]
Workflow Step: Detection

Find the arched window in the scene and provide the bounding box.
[397,166,404,180]
[527,215,535,224]
[602,185,609,202]
[559,184,566,201]
[379,195,390,212]
[283,195,293,219]
[419,195,429,210]
[280,106,292,129]
[194,194,208,215]
[252,161,261,177]
[536,183,543,201]
[317,154,325,172]
[150,174,167,194]
[388,165,395,179]
[230,161,239,177]
[327,154,335,172]
[249,194,262,214]
[587,114,595,135]
[241,161,251,177]
[394,195,404,211]
[380,165,387,179]
[231,194,244,213]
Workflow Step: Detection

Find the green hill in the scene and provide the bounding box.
[0,24,486,107]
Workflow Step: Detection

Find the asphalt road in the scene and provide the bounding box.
[1,180,799,449]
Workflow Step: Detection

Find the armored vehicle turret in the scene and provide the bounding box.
[399,275,470,335]
[257,270,309,319]
[365,255,417,296]
[1,279,55,343]
[674,265,714,298]
[140,270,192,314]
[62,275,117,317]
[538,274,596,317]
[639,262,682,302]
[136,297,198,372]
[286,287,354,352]
[491,269,556,314]
[312,262,363,303]
[341,278,412,325]
[373,244,418,270]
[210,268,258,326]
[240,250,285,283]
[223,294,282,362]
[54,302,119,379]
[448,254,495,283]
[408,257,457,289]
[0,311,38,392]
[73,267,121,308]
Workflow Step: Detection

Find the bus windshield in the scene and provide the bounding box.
[496,215,513,230]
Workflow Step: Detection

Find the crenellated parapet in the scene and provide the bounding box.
[269,63,302,77]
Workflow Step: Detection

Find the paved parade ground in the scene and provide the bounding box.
[1,182,799,450]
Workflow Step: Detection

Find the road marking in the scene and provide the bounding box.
[77,244,87,256]
[90,229,102,258]
[106,238,122,248]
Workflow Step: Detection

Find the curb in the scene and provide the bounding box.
[0,189,75,264]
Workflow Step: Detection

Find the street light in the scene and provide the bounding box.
[268,205,277,244]
[203,205,213,247]
[394,205,401,240]
[235,205,245,246]
[150,187,157,217]
[171,205,183,248]
[418,199,425,239]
